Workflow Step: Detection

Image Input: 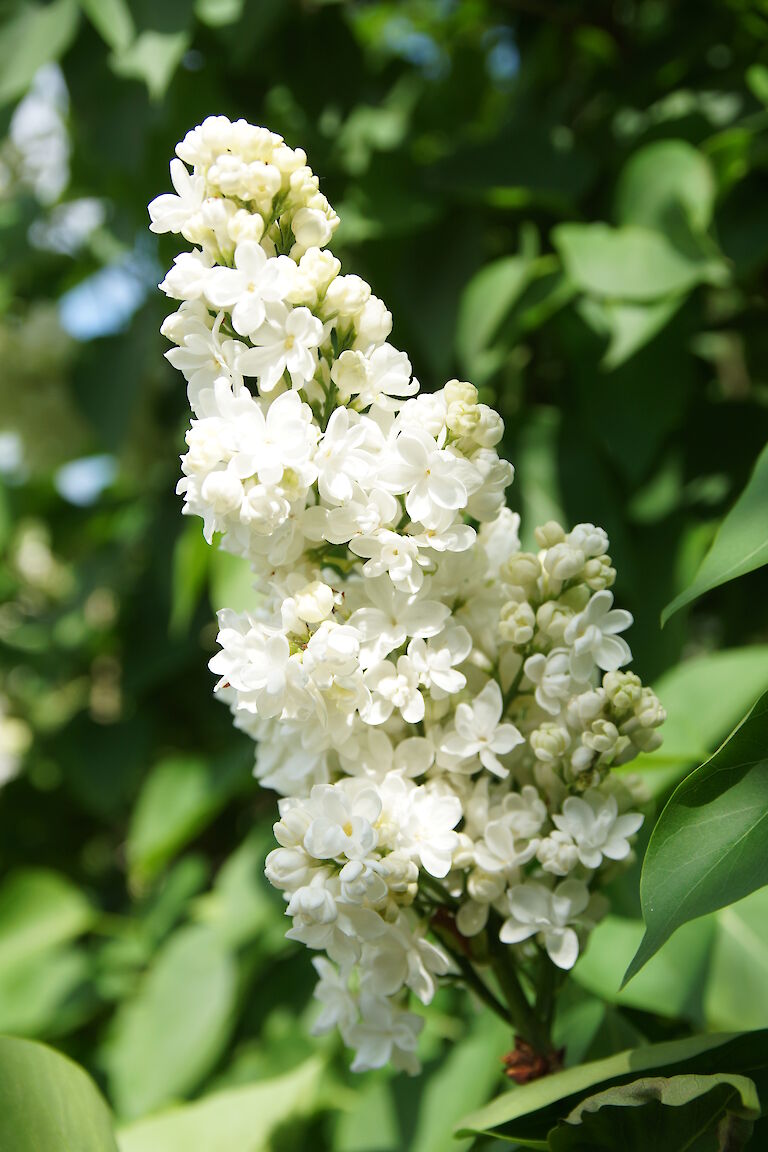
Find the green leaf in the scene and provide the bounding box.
[615,140,716,233]
[116,1058,323,1152]
[0,945,90,1036]
[746,64,768,106]
[456,239,537,379]
[78,0,134,52]
[625,691,768,984]
[103,925,237,1119]
[0,869,93,972]
[455,1032,760,1143]
[662,442,768,623]
[548,1073,759,1151]
[169,521,210,637]
[575,915,714,1023]
[194,0,245,26]
[126,753,252,884]
[0,0,80,107]
[110,30,190,101]
[705,888,768,1032]
[625,646,768,795]
[599,297,684,370]
[0,1034,118,1152]
[409,1012,513,1152]
[192,831,283,950]
[553,223,725,302]
[209,547,258,614]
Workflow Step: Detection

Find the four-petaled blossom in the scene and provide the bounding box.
[441,681,524,777]
[149,158,205,233]
[239,302,323,391]
[564,591,633,680]
[206,241,297,336]
[384,428,477,529]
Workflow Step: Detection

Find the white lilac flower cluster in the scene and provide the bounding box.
[151,117,665,1075]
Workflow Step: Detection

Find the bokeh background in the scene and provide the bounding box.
[1,1,768,1148]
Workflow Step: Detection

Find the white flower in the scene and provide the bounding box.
[474,786,547,872]
[313,408,382,505]
[312,486,399,546]
[347,578,449,667]
[360,915,449,1003]
[302,782,382,861]
[347,995,423,1074]
[524,649,584,716]
[164,312,246,413]
[383,428,476,529]
[149,158,205,233]
[564,590,633,680]
[441,681,523,777]
[499,879,590,970]
[407,626,472,697]
[536,832,580,877]
[209,612,310,720]
[206,241,297,335]
[349,530,427,593]
[331,344,417,410]
[238,302,323,392]
[159,248,213,300]
[552,791,643,869]
[364,656,424,725]
[311,956,358,1035]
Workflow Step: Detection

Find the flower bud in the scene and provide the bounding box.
[534,521,565,549]
[499,600,535,645]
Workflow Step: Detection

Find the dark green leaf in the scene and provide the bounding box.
[625,691,768,983]
[548,1073,758,1151]
[455,1032,761,1143]
[662,442,768,623]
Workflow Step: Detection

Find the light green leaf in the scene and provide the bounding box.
[0,945,90,1036]
[615,140,716,232]
[170,521,211,636]
[126,753,252,884]
[0,869,93,972]
[104,925,237,1119]
[78,0,134,52]
[624,646,768,796]
[192,830,284,950]
[110,31,190,101]
[662,442,768,623]
[455,1031,758,1142]
[625,691,768,983]
[706,888,768,1032]
[575,915,714,1023]
[599,297,684,369]
[210,546,258,614]
[0,1034,118,1152]
[548,1073,759,1151]
[116,1058,323,1152]
[0,0,80,107]
[746,64,768,106]
[410,1012,512,1152]
[194,0,245,26]
[553,222,726,302]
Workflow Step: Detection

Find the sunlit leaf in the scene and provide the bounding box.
[103,925,237,1119]
[110,30,190,101]
[0,1035,118,1152]
[554,223,726,302]
[78,0,134,52]
[116,1058,323,1152]
[0,0,80,107]
[615,140,716,233]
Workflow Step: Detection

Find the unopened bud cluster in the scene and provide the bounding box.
[151,117,664,1074]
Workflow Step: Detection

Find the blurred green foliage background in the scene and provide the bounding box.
[1,1,768,1148]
